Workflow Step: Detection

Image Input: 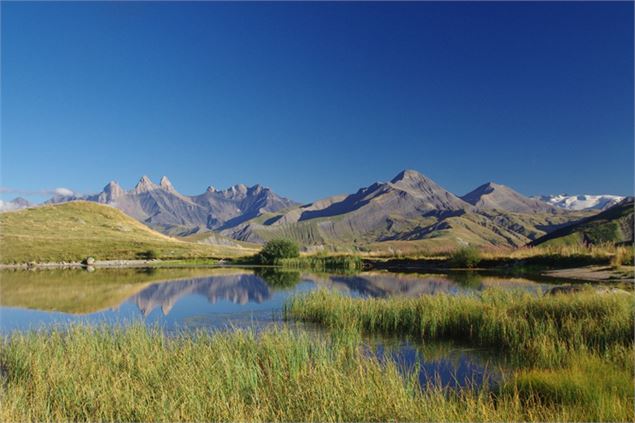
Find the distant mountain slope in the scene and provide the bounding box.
[0,197,32,212]
[220,170,583,249]
[47,176,298,235]
[221,170,473,244]
[0,202,255,263]
[536,194,625,211]
[461,182,558,213]
[529,197,634,247]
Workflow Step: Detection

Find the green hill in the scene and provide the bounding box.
[0,202,256,264]
[530,198,634,247]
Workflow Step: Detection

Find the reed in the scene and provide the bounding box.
[2,324,632,422]
[278,254,363,271]
[285,289,634,366]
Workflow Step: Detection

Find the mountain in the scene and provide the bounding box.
[535,194,625,211]
[220,169,473,244]
[461,182,558,213]
[529,197,634,247]
[48,176,298,236]
[220,170,583,250]
[0,201,256,263]
[0,197,32,212]
[36,170,596,251]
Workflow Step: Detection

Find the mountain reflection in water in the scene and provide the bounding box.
[124,270,548,318]
[131,274,271,316]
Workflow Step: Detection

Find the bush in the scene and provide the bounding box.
[449,246,481,268]
[136,249,158,260]
[257,239,299,265]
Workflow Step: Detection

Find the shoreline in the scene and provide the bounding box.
[0,259,161,270]
[0,259,632,284]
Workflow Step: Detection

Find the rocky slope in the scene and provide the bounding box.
[461,182,558,213]
[220,170,585,249]
[48,176,297,235]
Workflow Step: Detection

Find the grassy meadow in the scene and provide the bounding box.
[286,289,635,421]
[0,202,256,264]
[1,322,632,422]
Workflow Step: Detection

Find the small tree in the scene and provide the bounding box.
[450,246,481,269]
[257,239,299,265]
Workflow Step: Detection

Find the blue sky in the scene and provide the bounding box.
[1,1,633,203]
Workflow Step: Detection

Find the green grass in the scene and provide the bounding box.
[278,255,363,271]
[286,290,634,365]
[2,324,633,422]
[0,202,256,263]
[285,289,634,421]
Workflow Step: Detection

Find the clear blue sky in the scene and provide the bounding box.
[1,1,633,203]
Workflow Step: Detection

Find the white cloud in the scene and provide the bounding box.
[53,187,75,197]
[0,186,79,197]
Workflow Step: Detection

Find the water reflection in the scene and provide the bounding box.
[0,267,551,390]
[0,268,551,323]
[131,274,271,316]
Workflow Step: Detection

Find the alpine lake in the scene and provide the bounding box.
[0,266,576,390]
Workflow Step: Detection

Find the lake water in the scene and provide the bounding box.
[0,267,560,388]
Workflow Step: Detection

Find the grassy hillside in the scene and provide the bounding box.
[0,202,256,264]
[223,207,590,253]
[530,198,634,247]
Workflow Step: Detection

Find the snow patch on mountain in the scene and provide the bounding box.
[535,194,625,211]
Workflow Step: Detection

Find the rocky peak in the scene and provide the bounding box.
[228,184,248,195]
[103,181,124,198]
[206,185,217,193]
[134,175,158,194]
[159,176,176,192]
[390,169,430,185]
[11,197,32,207]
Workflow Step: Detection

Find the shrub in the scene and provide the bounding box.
[257,239,300,265]
[611,246,634,268]
[137,249,158,260]
[450,246,481,268]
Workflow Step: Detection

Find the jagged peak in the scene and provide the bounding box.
[229,184,248,194]
[104,180,122,189]
[159,176,175,191]
[102,180,124,198]
[206,185,217,193]
[134,175,158,193]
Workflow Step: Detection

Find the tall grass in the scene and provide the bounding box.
[285,289,634,421]
[278,255,363,272]
[286,289,634,367]
[2,324,632,422]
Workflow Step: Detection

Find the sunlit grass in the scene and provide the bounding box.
[286,289,634,366]
[285,289,634,421]
[0,202,254,263]
[1,324,632,422]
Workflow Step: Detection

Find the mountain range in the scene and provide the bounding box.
[4,170,630,251]
[46,176,298,236]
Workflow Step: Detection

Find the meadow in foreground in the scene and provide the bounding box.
[0,322,631,422]
[286,289,635,421]
[1,288,633,422]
